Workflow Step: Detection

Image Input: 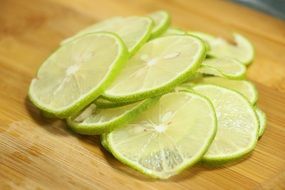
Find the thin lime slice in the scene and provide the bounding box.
[192,84,259,164]
[61,16,153,55]
[95,97,137,108]
[106,92,217,179]
[67,98,156,135]
[148,10,170,38]
[193,77,258,105]
[161,27,186,37]
[29,32,128,118]
[103,35,206,102]
[198,58,246,79]
[255,107,267,138]
[190,32,254,65]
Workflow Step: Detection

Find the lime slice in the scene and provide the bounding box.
[190,32,254,65]
[106,92,217,179]
[255,107,267,138]
[103,35,206,102]
[29,32,128,118]
[198,58,246,79]
[161,27,186,37]
[67,98,156,135]
[148,10,170,38]
[192,84,259,164]
[193,77,258,105]
[61,16,153,55]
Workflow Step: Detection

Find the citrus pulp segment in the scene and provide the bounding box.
[106,92,217,179]
[103,35,206,102]
[29,32,128,118]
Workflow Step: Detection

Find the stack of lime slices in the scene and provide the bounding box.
[29,10,267,179]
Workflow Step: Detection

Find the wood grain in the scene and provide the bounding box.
[0,0,285,189]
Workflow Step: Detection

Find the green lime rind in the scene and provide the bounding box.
[106,92,217,179]
[101,134,110,152]
[191,77,258,105]
[200,150,253,167]
[148,10,171,39]
[67,97,158,135]
[102,35,207,103]
[94,97,138,109]
[161,27,186,37]
[29,32,129,118]
[255,106,267,138]
[192,84,259,164]
[61,16,154,56]
[198,58,247,80]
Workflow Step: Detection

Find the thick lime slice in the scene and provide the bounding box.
[106,92,217,179]
[61,16,153,55]
[194,77,258,105]
[29,32,128,118]
[103,35,206,102]
[67,98,156,135]
[198,58,246,79]
[190,32,254,65]
[192,84,259,164]
[148,10,170,38]
[255,107,267,138]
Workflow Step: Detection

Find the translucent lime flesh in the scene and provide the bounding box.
[107,92,217,179]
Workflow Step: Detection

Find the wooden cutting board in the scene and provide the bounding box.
[1,0,285,189]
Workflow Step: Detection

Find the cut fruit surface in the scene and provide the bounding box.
[193,77,258,105]
[255,107,267,138]
[103,35,206,102]
[148,10,170,38]
[29,32,128,118]
[198,58,246,79]
[192,84,259,163]
[106,92,217,179]
[61,16,153,55]
[67,98,156,135]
